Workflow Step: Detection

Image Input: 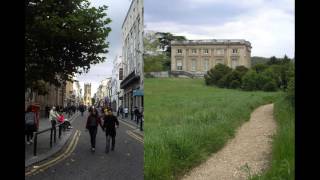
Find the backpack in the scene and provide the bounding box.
[25,112,35,125]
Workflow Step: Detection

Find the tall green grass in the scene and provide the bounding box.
[250,96,295,180]
[144,78,281,180]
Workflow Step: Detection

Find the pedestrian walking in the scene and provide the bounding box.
[86,107,103,152]
[102,109,119,153]
[45,105,50,118]
[134,106,139,123]
[131,107,134,120]
[79,104,85,116]
[25,105,37,144]
[49,106,60,129]
[124,107,128,118]
[119,105,124,119]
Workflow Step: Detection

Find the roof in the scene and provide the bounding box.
[171,39,252,47]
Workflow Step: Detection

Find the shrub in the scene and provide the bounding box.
[217,74,229,88]
[262,80,277,91]
[230,80,241,89]
[205,64,232,86]
[257,73,273,90]
[242,70,259,91]
[235,66,249,78]
[252,63,268,73]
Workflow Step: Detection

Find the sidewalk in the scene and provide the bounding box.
[116,113,144,137]
[25,112,80,168]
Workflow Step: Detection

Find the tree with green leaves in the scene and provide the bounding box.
[204,64,232,86]
[267,56,280,65]
[282,54,291,64]
[25,0,111,92]
[158,32,187,56]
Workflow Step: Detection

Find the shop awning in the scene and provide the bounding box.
[120,71,140,89]
[133,89,144,96]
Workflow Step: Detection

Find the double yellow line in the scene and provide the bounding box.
[119,120,144,144]
[126,130,144,144]
[119,120,137,129]
[25,130,81,176]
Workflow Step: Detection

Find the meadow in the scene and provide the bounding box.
[144,78,282,180]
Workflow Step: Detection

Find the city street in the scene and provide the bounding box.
[25,111,143,180]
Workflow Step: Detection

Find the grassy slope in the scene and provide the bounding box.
[250,97,295,180]
[144,78,282,180]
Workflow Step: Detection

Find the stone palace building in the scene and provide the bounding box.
[171,39,252,77]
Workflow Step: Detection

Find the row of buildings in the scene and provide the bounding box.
[94,0,144,114]
[25,78,89,116]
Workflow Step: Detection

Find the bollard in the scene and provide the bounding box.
[140,120,143,131]
[54,126,56,143]
[59,125,62,139]
[50,128,53,147]
[33,132,38,156]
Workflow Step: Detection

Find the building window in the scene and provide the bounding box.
[232,49,238,53]
[192,49,197,54]
[177,49,182,54]
[204,59,209,71]
[231,58,238,68]
[176,60,182,70]
[191,59,196,71]
[216,49,224,55]
[204,49,209,54]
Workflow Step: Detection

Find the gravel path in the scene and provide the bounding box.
[182,104,276,180]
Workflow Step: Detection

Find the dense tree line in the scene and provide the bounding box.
[205,55,295,103]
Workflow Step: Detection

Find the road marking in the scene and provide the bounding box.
[25,130,81,176]
[119,120,139,129]
[29,131,81,176]
[126,130,144,144]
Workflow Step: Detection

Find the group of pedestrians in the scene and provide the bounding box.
[26,103,120,154]
[117,105,143,125]
[85,106,119,153]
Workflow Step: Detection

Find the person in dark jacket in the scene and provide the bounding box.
[45,105,50,118]
[25,105,37,145]
[79,104,85,116]
[102,109,119,153]
[134,106,139,123]
[86,107,103,152]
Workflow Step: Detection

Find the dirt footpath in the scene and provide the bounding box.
[182,104,276,180]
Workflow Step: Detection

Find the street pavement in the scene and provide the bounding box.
[25,111,144,180]
[25,112,76,164]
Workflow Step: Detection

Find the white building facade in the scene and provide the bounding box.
[110,56,123,112]
[121,0,144,113]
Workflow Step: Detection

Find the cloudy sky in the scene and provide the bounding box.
[76,0,131,97]
[145,0,294,58]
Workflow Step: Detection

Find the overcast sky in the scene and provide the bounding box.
[145,0,294,58]
[76,0,131,97]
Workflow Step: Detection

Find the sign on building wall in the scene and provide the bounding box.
[119,68,123,80]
